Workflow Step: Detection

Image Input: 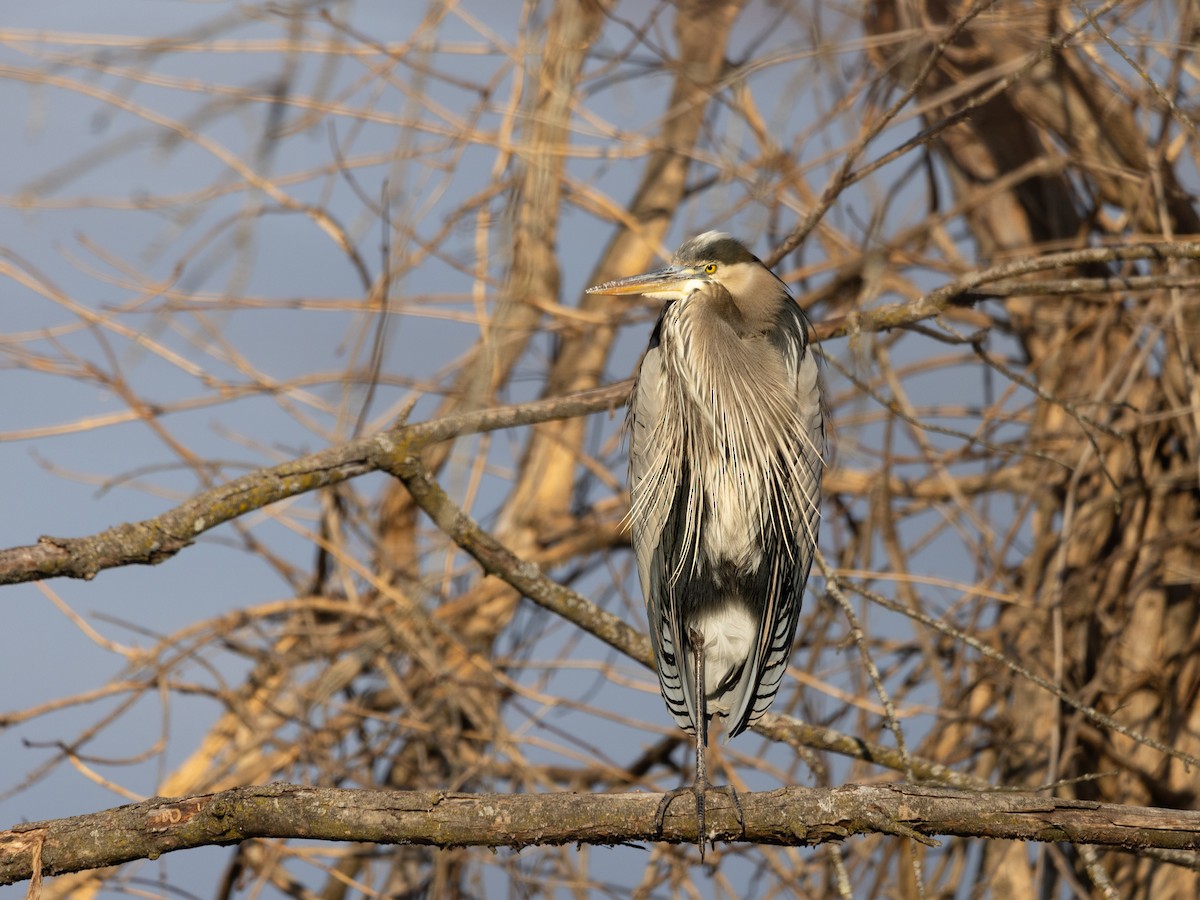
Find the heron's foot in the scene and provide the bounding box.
[653,783,698,835]
[654,778,744,860]
[712,781,746,835]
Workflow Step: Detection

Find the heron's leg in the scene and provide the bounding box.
[707,755,746,835]
[690,625,710,857]
[684,629,748,847]
[653,627,713,858]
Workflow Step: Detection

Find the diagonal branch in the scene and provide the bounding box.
[388,455,985,787]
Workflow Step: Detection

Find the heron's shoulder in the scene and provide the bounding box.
[765,298,812,347]
[645,300,675,351]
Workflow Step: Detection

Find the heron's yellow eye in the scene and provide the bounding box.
[704,263,717,274]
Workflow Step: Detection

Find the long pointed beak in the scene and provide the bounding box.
[586,265,698,296]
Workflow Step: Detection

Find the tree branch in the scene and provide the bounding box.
[0,384,629,586]
[6,782,1200,885]
[813,241,1200,340]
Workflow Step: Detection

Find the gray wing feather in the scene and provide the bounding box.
[629,311,698,733]
[725,326,824,736]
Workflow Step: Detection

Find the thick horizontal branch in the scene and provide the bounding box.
[5,782,1200,884]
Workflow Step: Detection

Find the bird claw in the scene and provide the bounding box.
[654,778,745,860]
[714,782,746,834]
[653,783,696,835]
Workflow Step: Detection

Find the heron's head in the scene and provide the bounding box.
[586,231,785,307]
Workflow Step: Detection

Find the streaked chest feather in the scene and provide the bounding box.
[633,298,820,578]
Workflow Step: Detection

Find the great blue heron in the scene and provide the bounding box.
[588,232,825,854]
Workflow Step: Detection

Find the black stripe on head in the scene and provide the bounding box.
[674,231,761,267]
